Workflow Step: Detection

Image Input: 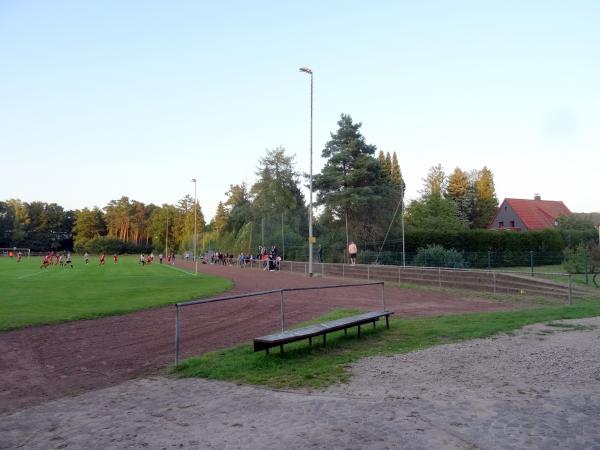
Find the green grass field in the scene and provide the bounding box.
[0,255,232,331]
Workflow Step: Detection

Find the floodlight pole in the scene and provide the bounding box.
[401,181,406,267]
[300,66,314,277]
[192,178,198,275]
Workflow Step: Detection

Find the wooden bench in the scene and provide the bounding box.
[253,311,394,354]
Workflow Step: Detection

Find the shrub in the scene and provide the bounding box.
[412,245,465,268]
[562,244,591,274]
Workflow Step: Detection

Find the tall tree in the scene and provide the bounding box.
[313,114,384,241]
[446,167,473,228]
[420,164,446,198]
[251,147,305,215]
[212,201,229,233]
[472,166,498,228]
[73,207,107,249]
[390,152,404,189]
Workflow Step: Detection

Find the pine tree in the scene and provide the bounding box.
[472,166,499,228]
[213,202,229,233]
[384,152,392,178]
[420,164,446,198]
[391,152,405,191]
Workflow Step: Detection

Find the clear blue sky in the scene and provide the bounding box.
[1,1,599,219]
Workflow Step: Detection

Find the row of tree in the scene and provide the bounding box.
[7,113,593,259]
[0,196,205,253]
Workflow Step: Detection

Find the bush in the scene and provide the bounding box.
[562,244,591,274]
[412,245,465,268]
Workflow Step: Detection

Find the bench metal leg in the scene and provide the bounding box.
[358,325,361,338]
[323,333,326,347]
[385,315,389,329]
[373,320,376,328]
[280,344,284,354]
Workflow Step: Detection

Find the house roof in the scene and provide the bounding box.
[503,198,572,230]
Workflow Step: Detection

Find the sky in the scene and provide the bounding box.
[1,1,599,220]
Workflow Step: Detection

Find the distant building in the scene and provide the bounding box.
[488,195,572,231]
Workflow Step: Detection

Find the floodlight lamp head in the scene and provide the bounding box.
[299,67,312,74]
[191,178,196,183]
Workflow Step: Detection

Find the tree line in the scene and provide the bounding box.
[4,113,595,258]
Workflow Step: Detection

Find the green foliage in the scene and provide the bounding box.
[420,164,445,197]
[557,214,597,231]
[412,244,465,268]
[405,195,463,232]
[313,114,389,242]
[562,244,591,274]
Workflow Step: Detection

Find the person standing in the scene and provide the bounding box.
[99,252,106,266]
[348,241,358,265]
[84,252,89,265]
[66,252,73,268]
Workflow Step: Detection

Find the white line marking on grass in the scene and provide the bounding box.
[17,270,50,280]
[158,264,196,276]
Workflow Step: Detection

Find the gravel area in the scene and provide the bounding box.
[2,316,600,449]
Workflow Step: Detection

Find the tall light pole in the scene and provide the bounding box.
[192,178,198,275]
[299,66,314,277]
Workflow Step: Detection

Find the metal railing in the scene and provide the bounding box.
[174,281,384,366]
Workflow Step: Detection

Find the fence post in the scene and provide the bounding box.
[398,266,401,285]
[530,251,534,277]
[487,251,491,270]
[368,265,370,280]
[380,283,386,311]
[493,270,497,294]
[280,290,285,332]
[322,262,324,278]
[342,264,345,279]
[438,267,442,287]
[568,274,573,305]
[584,255,589,285]
[175,305,180,367]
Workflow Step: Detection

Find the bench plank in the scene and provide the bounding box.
[254,310,393,352]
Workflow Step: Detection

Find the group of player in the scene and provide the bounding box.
[139,252,175,265]
[40,251,73,268]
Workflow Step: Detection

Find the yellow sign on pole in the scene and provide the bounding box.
[308,236,316,243]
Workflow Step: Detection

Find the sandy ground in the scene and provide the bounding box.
[2,317,599,450]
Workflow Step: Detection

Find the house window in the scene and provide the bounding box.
[499,221,504,228]
[510,221,515,228]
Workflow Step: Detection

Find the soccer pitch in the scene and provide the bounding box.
[0,255,232,331]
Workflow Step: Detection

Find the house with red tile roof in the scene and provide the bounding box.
[487,195,572,231]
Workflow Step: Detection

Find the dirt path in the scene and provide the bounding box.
[2,317,598,449]
[0,261,513,415]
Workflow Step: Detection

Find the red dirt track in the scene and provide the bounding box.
[0,261,514,415]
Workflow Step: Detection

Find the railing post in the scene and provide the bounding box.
[342,264,345,279]
[584,255,589,285]
[493,270,497,294]
[280,290,285,332]
[438,267,442,287]
[175,305,181,367]
[398,266,401,285]
[530,251,534,277]
[568,274,573,305]
[368,265,370,280]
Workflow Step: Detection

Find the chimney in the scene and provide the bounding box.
[534,193,541,201]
